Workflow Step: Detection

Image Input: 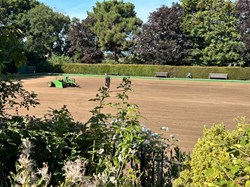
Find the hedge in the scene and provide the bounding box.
[41,63,250,80]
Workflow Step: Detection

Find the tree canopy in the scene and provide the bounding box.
[66,17,103,63]
[181,0,244,66]
[1,0,250,68]
[0,26,26,73]
[88,0,143,62]
[137,4,192,65]
[22,3,70,61]
[236,0,250,67]
[0,0,39,26]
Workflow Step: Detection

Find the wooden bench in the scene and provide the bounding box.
[155,72,169,78]
[208,73,228,80]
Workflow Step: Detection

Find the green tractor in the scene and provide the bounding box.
[48,76,79,88]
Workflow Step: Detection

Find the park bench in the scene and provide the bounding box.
[208,73,228,80]
[155,72,169,78]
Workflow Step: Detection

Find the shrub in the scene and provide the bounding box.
[0,75,39,117]
[1,76,183,186]
[45,63,250,80]
[48,53,73,64]
[173,118,250,187]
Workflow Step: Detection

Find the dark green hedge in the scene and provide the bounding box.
[46,63,250,80]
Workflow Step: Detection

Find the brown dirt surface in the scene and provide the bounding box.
[17,76,250,152]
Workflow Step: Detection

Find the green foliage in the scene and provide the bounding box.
[1,76,183,186]
[236,0,250,67]
[66,17,103,64]
[0,76,39,117]
[9,138,51,187]
[137,4,192,65]
[48,53,73,64]
[2,0,250,68]
[21,3,70,61]
[88,0,143,62]
[181,0,244,66]
[174,118,250,187]
[0,0,70,64]
[0,106,89,186]
[0,26,27,73]
[46,63,250,80]
[32,57,78,78]
[87,78,143,186]
[0,0,39,26]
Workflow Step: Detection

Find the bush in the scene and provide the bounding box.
[1,76,183,186]
[48,53,73,64]
[45,63,250,80]
[173,118,250,187]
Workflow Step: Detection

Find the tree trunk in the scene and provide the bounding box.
[114,47,118,63]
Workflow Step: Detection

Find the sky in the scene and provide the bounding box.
[38,0,178,23]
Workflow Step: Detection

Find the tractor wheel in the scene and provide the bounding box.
[48,81,55,87]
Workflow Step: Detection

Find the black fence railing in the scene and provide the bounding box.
[138,145,185,187]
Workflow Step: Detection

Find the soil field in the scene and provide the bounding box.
[17,76,250,152]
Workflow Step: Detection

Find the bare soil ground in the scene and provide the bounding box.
[17,76,250,152]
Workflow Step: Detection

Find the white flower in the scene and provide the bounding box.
[141,127,148,133]
[98,148,105,155]
[63,158,87,183]
[109,176,116,184]
[36,163,51,183]
[21,138,33,156]
[152,132,160,138]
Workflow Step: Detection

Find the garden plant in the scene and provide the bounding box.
[0,77,182,186]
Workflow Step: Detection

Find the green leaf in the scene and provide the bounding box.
[229,165,240,175]
[244,166,250,173]
[245,180,250,187]
[205,168,215,177]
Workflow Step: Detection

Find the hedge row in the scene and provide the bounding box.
[45,63,250,80]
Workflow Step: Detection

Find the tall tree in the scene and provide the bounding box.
[0,0,38,71]
[181,0,244,66]
[66,17,103,63]
[0,0,39,26]
[88,0,142,62]
[236,0,250,66]
[0,26,26,73]
[137,4,192,65]
[21,3,70,62]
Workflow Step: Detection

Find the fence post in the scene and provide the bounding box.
[152,150,155,186]
[140,145,146,187]
[161,147,164,186]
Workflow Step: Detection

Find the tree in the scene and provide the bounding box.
[66,17,103,63]
[88,0,142,62]
[0,0,39,26]
[0,26,26,73]
[236,0,250,67]
[181,0,244,66]
[22,3,70,62]
[137,4,192,65]
[0,0,38,72]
